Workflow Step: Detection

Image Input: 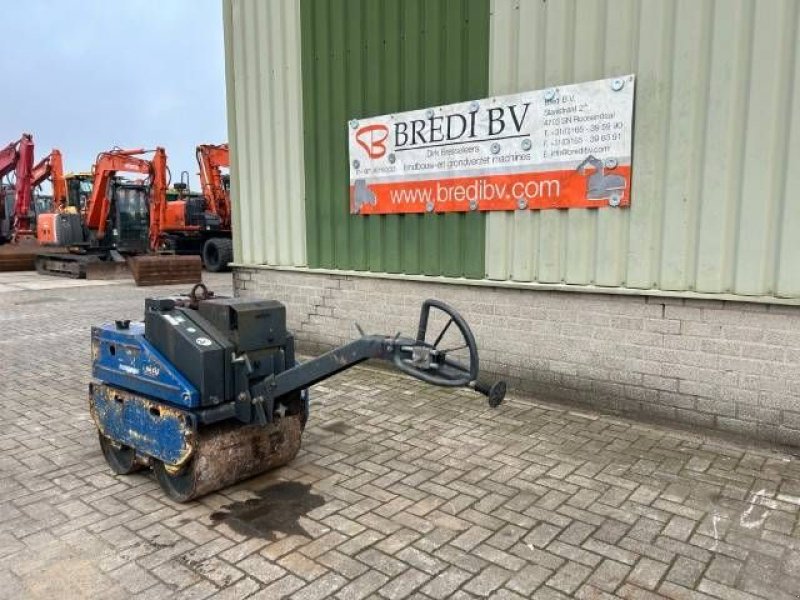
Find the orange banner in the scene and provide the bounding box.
[351,165,632,214]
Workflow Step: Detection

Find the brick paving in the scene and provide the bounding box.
[1,272,799,599]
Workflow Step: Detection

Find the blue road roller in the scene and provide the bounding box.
[89,284,506,501]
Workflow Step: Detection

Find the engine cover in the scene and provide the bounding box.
[198,298,286,352]
[143,296,293,407]
[145,298,233,406]
[37,212,84,245]
[91,321,200,408]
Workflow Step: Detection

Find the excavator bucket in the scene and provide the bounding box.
[0,240,37,271]
[0,239,67,272]
[84,260,132,280]
[128,255,202,287]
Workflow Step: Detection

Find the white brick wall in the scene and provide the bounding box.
[234,268,800,447]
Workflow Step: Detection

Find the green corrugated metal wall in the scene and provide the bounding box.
[300,0,490,277]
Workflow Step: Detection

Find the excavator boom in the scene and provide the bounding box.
[196,143,230,228]
[0,140,21,180]
[148,148,168,250]
[31,149,67,210]
[9,134,35,238]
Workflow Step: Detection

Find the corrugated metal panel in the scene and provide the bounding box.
[224,0,307,267]
[301,0,489,277]
[487,0,800,300]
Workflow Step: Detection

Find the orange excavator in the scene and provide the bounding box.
[150,142,232,271]
[0,133,35,242]
[36,147,167,277]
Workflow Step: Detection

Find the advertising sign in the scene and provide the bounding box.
[348,75,635,214]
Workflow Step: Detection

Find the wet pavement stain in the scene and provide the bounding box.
[320,420,348,434]
[209,481,326,539]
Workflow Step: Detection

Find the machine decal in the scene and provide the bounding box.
[348,75,635,214]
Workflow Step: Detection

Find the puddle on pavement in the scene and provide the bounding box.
[320,420,349,434]
[209,481,325,539]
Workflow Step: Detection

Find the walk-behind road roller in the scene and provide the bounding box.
[89,285,506,501]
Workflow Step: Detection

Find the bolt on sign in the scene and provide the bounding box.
[348,75,635,214]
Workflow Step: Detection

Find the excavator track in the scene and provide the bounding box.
[35,253,89,278]
[36,252,131,279]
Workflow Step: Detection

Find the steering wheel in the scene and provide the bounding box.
[392,299,479,387]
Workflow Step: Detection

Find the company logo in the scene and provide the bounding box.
[355,124,389,159]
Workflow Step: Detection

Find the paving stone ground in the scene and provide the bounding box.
[1,272,799,599]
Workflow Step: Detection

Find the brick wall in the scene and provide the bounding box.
[234,267,800,447]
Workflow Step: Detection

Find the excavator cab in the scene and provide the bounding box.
[49,178,150,252]
[106,181,149,254]
[65,173,93,212]
[32,195,52,217]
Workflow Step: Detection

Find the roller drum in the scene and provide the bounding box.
[155,415,303,502]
